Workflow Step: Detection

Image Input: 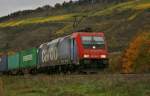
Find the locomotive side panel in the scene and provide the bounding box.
[58,37,71,65]
[70,38,78,64]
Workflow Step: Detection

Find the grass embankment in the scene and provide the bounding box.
[1,74,150,96]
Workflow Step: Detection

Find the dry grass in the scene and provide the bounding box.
[108,52,122,73]
[94,0,150,16]
[128,12,140,21]
[135,3,150,10]
[1,74,150,96]
[0,14,75,28]
[0,78,4,96]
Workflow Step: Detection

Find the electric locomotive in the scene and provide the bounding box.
[72,32,108,69]
[39,32,108,71]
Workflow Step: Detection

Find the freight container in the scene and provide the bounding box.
[39,39,60,67]
[20,48,38,69]
[39,36,72,67]
[8,52,19,70]
[0,56,7,72]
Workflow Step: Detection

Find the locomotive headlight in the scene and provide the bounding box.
[100,55,107,58]
[84,54,90,58]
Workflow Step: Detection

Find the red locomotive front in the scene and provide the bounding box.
[72,32,109,69]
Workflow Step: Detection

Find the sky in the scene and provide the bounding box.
[0,0,76,17]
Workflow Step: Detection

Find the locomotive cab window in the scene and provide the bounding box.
[81,36,105,49]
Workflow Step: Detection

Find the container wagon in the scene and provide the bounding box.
[0,32,109,74]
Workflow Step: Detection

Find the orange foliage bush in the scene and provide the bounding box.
[122,32,149,73]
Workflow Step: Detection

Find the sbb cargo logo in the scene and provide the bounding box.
[41,44,58,63]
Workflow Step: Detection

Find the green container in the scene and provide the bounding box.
[20,48,38,68]
[8,52,20,70]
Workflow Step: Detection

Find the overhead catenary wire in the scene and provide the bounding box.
[72,0,95,32]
